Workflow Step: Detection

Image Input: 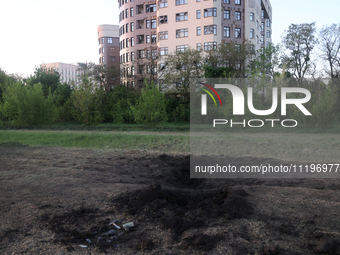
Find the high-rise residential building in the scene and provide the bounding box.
[41,62,81,87]
[118,0,272,88]
[97,24,120,88]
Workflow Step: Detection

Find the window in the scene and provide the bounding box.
[250,29,254,39]
[131,52,135,61]
[102,47,105,53]
[204,8,216,18]
[197,26,201,36]
[159,15,168,24]
[176,45,188,52]
[266,30,271,38]
[102,38,105,44]
[102,56,105,63]
[146,50,150,58]
[130,7,134,17]
[235,28,241,38]
[261,9,264,19]
[176,28,188,38]
[138,65,144,74]
[99,48,101,54]
[146,35,150,43]
[235,0,240,4]
[159,0,167,8]
[204,25,217,35]
[261,22,264,32]
[224,10,230,19]
[110,47,116,53]
[131,37,135,46]
[137,20,144,29]
[131,66,135,75]
[176,12,188,22]
[151,19,157,28]
[235,11,241,20]
[137,4,143,14]
[204,42,217,51]
[146,4,156,13]
[197,43,202,51]
[131,22,134,32]
[250,12,254,21]
[126,53,129,62]
[159,31,168,40]
[261,35,264,44]
[176,0,187,5]
[151,34,157,44]
[224,26,230,37]
[196,10,201,19]
[146,20,150,28]
[126,9,128,18]
[138,50,145,59]
[122,40,125,49]
[122,11,124,20]
[122,25,125,34]
[108,38,113,43]
[126,38,129,47]
[151,49,157,59]
[266,19,271,27]
[160,47,168,56]
[126,23,129,33]
[224,0,230,3]
[126,67,129,76]
[137,35,144,44]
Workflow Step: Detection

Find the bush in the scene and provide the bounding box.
[130,81,168,125]
[0,83,57,126]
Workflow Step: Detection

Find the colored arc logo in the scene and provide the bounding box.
[197,82,223,106]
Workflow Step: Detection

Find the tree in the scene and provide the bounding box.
[160,48,204,100]
[204,41,255,78]
[24,66,61,97]
[91,64,120,92]
[319,23,340,78]
[72,75,102,124]
[252,43,280,78]
[130,80,167,125]
[281,22,318,81]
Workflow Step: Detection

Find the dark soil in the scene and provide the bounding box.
[0,144,340,254]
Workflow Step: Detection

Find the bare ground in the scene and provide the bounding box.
[0,143,340,255]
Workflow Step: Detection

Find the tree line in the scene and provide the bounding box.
[0,22,339,127]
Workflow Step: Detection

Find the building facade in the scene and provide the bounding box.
[97,24,120,88]
[41,62,81,87]
[118,0,272,88]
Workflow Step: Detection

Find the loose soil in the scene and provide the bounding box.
[1,143,340,254]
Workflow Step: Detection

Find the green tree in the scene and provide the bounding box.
[25,66,61,97]
[160,48,204,100]
[130,80,167,125]
[72,75,103,124]
[1,83,57,126]
[252,43,280,78]
[281,22,318,82]
[204,41,255,78]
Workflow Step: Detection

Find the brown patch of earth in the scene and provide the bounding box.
[0,143,340,254]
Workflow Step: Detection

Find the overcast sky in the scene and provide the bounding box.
[0,0,339,77]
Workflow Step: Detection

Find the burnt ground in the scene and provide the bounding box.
[0,143,340,254]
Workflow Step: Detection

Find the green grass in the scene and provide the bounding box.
[0,130,190,153]
[0,122,190,132]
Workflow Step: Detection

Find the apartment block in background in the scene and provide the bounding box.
[41,62,81,87]
[118,0,272,88]
[98,24,120,87]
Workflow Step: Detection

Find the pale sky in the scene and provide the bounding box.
[0,0,339,77]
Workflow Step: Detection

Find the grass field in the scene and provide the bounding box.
[1,123,340,162]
